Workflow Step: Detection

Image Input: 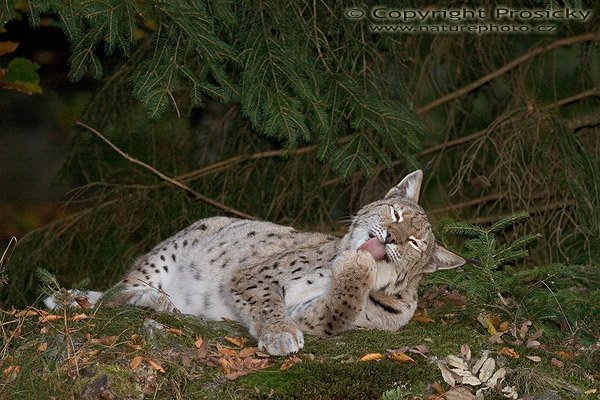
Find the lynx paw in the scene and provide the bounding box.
[257,323,304,356]
[333,250,377,285]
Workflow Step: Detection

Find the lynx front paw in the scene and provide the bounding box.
[257,323,304,356]
[333,250,377,286]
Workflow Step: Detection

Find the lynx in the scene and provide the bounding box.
[46,170,465,355]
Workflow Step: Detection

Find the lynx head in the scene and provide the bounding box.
[342,170,465,292]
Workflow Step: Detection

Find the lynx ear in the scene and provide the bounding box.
[384,170,423,203]
[422,243,466,273]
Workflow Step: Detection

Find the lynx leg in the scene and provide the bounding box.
[295,249,376,336]
[230,269,303,356]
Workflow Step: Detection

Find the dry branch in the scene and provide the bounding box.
[416,33,600,115]
[76,121,257,220]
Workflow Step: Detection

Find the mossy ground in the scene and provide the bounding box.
[0,294,597,400]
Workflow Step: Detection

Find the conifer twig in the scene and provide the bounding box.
[76,121,257,220]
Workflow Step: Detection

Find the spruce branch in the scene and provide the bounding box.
[76,121,257,220]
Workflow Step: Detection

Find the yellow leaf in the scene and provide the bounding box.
[357,353,384,362]
[130,356,143,371]
[224,336,248,348]
[476,313,497,335]
[388,351,416,364]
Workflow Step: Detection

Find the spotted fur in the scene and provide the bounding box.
[45,170,465,355]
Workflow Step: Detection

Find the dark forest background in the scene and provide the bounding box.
[0,0,598,339]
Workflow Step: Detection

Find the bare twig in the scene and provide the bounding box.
[76,121,257,220]
[416,33,600,115]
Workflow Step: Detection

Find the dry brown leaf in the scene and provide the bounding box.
[413,312,434,323]
[525,355,542,362]
[166,327,183,336]
[279,355,302,370]
[74,297,93,309]
[555,350,575,360]
[498,347,519,359]
[39,314,62,323]
[14,309,38,318]
[389,351,416,364]
[498,321,510,332]
[2,365,21,382]
[125,342,143,351]
[0,41,19,56]
[239,347,260,358]
[194,336,204,349]
[224,336,248,348]
[357,353,384,362]
[71,313,88,322]
[92,336,117,346]
[148,359,165,373]
[550,357,564,368]
[217,343,238,357]
[519,320,532,339]
[432,381,445,395]
[36,342,48,352]
[443,386,478,400]
[130,356,143,371]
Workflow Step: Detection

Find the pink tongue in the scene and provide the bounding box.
[357,237,387,261]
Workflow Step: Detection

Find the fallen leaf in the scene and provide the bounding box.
[388,351,416,364]
[147,359,165,373]
[412,311,434,323]
[447,355,469,369]
[501,385,518,399]
[194,336,204,349]
[485,367,506,388]
[477,313,497,335]
[36,342,48,352]
[584,389,597,395]
[279,355,302,370]
[437,362,456,387]
[239,347,260,358]
[460,344,471,361]
[498,347,519,359]
[2,365,21,382]
[471,351,490,375]
[550,357,564,368]
[224,336,248,348]
[498,321,510,332]
[432,381,444,395]
[519,320,532,340]
[555,350,574,360]
[74,297,93,309]
[525,355,541,362]
[217,343,238,357]
[70,313,88,322]
[90,336,117,346]
[478,357,495,382]
[0,41,19,56]
[357,353,384,362]
[166,327,183,336]
[39,314,62,323]
[130,356,143,371]
[14,309,38,318]
[443,386,478,400]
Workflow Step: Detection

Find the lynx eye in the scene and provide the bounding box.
[389,206,403,223]
[408,236,421,253]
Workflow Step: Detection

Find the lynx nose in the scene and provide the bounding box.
[385,231,396,244]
